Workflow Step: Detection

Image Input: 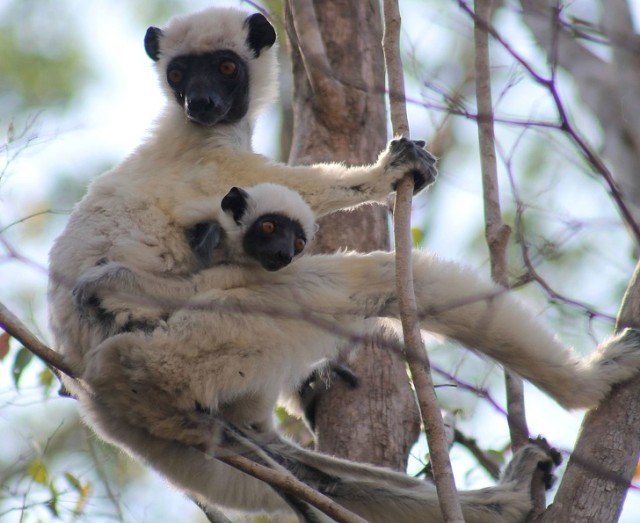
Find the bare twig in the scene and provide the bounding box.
[472,0,530,451]
[0,301,364,523]
[382,1,464,521]
[453,429,500,480]
[458,0,640,246]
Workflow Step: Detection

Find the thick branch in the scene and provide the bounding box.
[382,1,464,521]
[541,260,640,521]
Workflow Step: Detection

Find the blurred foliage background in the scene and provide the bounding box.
[1,0,639,521]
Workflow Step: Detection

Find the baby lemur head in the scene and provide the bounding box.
[144,7,278,127]
[220,183,316,271]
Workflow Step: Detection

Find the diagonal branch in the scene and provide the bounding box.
[0,301,364,523]
[0,301,75,378]
[382,0,464,521]
[287,0,343,107]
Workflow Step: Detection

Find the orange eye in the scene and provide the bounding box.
[294,238,306,254]
[219,60,237,76]
[261,221,275,234]
[168,69,183,85]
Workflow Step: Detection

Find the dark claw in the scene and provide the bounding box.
[72,280,99,311]
[529,435,562,490]
[387,137,437,194]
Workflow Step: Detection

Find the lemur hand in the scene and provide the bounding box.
[383,137,438,194]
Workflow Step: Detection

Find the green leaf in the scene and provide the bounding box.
[12,347,33,388]
[64,472,83,493]
[47,482,60,518]
[27,459,48,485]
[411,227,424,247]
[274,406,288,423]
[39,367,55,395]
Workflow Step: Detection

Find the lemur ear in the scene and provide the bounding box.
[144,27,163,61]
[221,187,250,225]
[244,13,276,57]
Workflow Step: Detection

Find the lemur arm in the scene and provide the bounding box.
[72,260,256,328]
[257,251,640,410]
[205,138,437,217]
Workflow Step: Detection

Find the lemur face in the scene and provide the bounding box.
[164,50,250,126]
[144,12,276,127]
[242,213,307,271]
[221,186,313,272]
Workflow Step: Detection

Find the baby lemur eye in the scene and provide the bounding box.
[260,221,275,234]
[219,60,237,76]
[294,238,306,254]
[167,69,184,85]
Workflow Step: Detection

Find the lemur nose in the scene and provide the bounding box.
[186,96,215,114]
[276,251,292,266]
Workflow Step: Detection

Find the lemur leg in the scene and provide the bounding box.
[269,251,640,410]
[83,333,225,448]
[249,433,557,523]
[79,392,292,514]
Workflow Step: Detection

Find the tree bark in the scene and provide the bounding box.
[284,0,420,470]
[540,260,640,522]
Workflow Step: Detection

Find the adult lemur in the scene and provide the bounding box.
[48,5,640,523]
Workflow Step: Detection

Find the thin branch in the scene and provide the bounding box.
[0,302,75,378]
[472,0,530,449]
[217,454,366,523]
[382,1,464,521]
[189,498,232,523]
[472,3,544,514]
[453,429,500,480]
[458,0,640,246]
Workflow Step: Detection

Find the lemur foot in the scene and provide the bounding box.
[384,137,438,194]
[72,261,167,330]
[502,436,562,491]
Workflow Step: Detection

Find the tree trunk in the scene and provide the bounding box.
[284,0,420,470]
[540,261,640,522]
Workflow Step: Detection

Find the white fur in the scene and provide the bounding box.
[154,7,278,123]
[46,5,640,522]
[222,183,317,241]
